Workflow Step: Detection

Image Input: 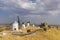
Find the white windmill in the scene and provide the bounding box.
[12,21,19,31]
[22,22,26,28]
[27,21,30,26]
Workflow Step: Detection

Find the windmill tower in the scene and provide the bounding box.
[12,21,19,31]
[27,21,30,26]
[12,16,20,31]
[22,22,26,28]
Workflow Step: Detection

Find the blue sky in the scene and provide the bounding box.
[0,0,60,25]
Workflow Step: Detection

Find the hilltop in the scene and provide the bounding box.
[0,25,60,40]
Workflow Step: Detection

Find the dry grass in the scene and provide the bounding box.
[0,25,60,40]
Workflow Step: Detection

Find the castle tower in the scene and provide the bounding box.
[44,22,48,28]
[41,22,48,28]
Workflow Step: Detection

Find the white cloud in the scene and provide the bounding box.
[0,0,60,16]
[20,3,36,10]
[48,10,59,15]
[15,0,36,10]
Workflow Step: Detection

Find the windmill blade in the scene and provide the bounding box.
[17,16,20,25]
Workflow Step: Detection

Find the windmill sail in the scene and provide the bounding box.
[17,16,20,25]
